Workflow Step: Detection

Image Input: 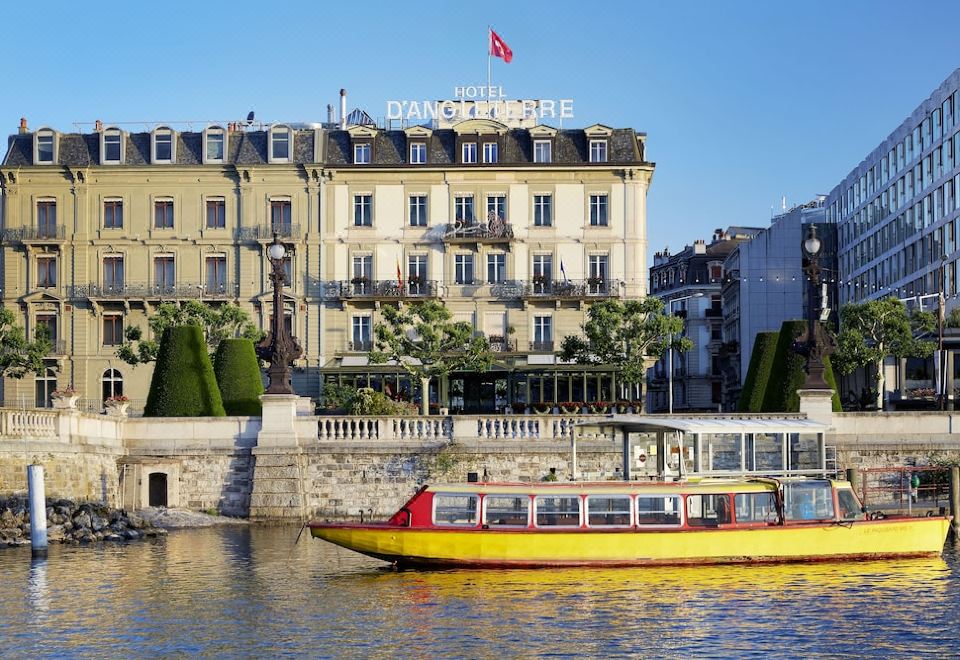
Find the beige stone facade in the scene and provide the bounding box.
[0,116,652,413]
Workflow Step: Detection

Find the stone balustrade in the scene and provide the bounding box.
[0,409,58,438]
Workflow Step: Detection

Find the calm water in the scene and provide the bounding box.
[0,526,958,658]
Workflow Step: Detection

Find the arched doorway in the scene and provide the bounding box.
[148,472,168,507]
[102,368,123,403]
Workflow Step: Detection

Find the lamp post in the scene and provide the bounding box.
[667,293,703,414]
[256,234,302,395]
[796,224,833,389]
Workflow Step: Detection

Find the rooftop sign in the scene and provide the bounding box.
[386,86,574,126]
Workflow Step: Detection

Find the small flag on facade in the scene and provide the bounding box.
[489,28,513,63]
[397,258,404,287]
[560,260,568,283]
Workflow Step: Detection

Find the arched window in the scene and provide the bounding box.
[102,368,123,402]
[151,126,176,163]
[33,128,58,164]
[35,367,57,408]
[100,127,124,164]
[203,125,227,164]
[268,124,292,163]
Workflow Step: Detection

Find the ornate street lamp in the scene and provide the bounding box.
[795,224,833,389]
[257,234,302,394]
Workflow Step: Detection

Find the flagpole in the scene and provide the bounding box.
[487,26,492,93]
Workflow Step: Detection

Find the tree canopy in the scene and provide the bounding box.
[559,298,692,404]
[0,307,52,379]
[370,300,493,415]
[118,301,262,366]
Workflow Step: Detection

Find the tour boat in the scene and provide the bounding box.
[308,478,950,568]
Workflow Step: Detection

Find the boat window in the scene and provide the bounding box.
[534,496,581,527]
[432,493,479,526]
[837,489,865,521]
[685,494,732,526]
[734,492,778,524]
[484,495,530,527]
[586,496,632,527]
[636,495,682,526]
[783,482,835,521]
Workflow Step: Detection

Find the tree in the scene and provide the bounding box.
[558,298,692,407]
[370,301,493,415]
[213,339,264,415]
[118,301,262,366]
[144,326,226,417]
[0,307,52,379]
[832,298,936,410]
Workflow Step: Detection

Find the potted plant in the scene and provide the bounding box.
[559,401,582,414]
[630,400,645,414]
[51,387,79,410]
[614,400,631,414]
[104,395,130,417]
[533,402,553,414]
[589,400,609,414]
[512,402,528,414]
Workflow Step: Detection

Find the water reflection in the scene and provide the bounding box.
[0,528,956,656]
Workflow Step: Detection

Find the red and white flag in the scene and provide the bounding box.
[489,28,513,63]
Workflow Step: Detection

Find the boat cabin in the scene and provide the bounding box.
[387,479,865,531]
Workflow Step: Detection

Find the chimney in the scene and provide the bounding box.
[18,117,28,134]
[327,104,334,124]
[94,119,103,133]
[693,239,707,255]
[340,89,347,130]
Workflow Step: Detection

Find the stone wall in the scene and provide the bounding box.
[0,439,121,505]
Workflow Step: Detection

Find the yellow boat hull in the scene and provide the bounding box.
[310,517,950,568]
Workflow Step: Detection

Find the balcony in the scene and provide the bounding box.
[2,225,66,243]
[521,279,621,301]
[529,340,555,352]
[331,279,440,301]
[237,223,301,242]
[487,335,517,353]
[442,216,514,245]
[705,307,723,318]
[45,340,67,356]
[71,282,237,300]
[348,340,373,352]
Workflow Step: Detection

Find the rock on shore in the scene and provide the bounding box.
[0,497,167,547]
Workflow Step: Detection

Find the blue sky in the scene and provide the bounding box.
[3,0,959,257]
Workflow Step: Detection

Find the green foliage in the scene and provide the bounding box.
[946,308,960,329]
[118,301,264,366]
[349,388,417,416]
[0,307,52,379]
[320,382,356,412]
[213,339,264,416]
[737,332,779,412]
[761,321,841,413]
[144,326,226,417]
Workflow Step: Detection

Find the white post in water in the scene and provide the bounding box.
[27,464,48,556]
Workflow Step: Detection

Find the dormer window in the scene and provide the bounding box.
[203,126,227,163]
[269,125,292,163]
[589,140,607,163]
[152,127,176,163]
[462,142,478,164]
[101,128,124,165]
[482,142,499,164]
[354,142,371,164]
[533,140,552,163]
[34,129,57,164]
[410,142,427,164]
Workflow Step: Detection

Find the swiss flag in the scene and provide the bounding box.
[489,29,513,63]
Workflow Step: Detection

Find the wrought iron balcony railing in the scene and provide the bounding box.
[45,340,67,356]
[237,223,301,241]
[331,279,439,301]
[522,279,621,300]
[2,225,66,242]
[529,340,555,352]
[348,340,373,352]
[487,335,517,353]
[71,282,236,300]
[442,216,514,243]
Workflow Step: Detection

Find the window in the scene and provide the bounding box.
[455,196,474,223]
[35,130,55,164]
[35,368,57,409]
[686,494,732,526]
[588,255,608,293]
[533,194,552,226]
[103,256,124,292]
[270,126,290,161]
[35,314,57,344]
[483,495,529,527]
[455,254,474,284]
[636,495,682,525]
[37,200,56,237]
[103,314,123,346]
[462,142,477,164]
[534,496,580,527]
[153,128,174,163]
[487,253,506,283]
[271,199,292,232]
[204,127,225,162]
[409,195,428,227]
[533,140,552,163]
[783,482,835,521]
[532,254,552,285]
[482,141,498,163]
[206,198,226,228]
[351,315,372,350]
[351,255,372,294]
[102,129,122,164]
[734,492,777,524]
[589,194,608,226]
[37,255,56,288]
[589,140,607,163]
[533,315,552,344]
[353,194,372,226]
[487,195,506,221]
[102,368,123,402]
[586,496,632,527]
[353,142,371,164]
[154,256,175,291]
[409,142,427,164]
[408,254,428,294]
[154,199,174,229]
[837,489,864,521]
[432,494,479,526]
[206,256,227,294]
[104,198,123,229]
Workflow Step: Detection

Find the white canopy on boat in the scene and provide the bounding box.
[580,415,828,435]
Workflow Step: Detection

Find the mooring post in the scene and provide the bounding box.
[27,464,48,557]
[950,466,960,536]
[845,467,861,494]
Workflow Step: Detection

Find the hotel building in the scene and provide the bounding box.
[0,110,653,413]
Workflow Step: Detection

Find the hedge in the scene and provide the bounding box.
[144,325,226,417]
[761,320,841,413]
[736,331,779,412]
[213,338,264,416]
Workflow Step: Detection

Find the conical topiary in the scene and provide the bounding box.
[737,331,779,412]
[213,338,264,416]
[761,320,842,413]
[144,325,226,417]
